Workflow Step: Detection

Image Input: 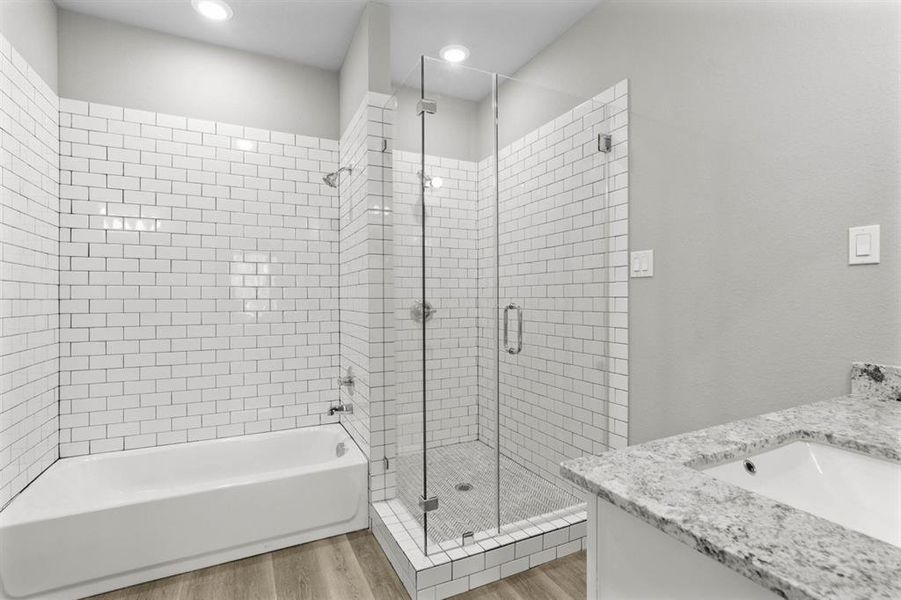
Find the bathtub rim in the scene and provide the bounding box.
[0,423,365,527]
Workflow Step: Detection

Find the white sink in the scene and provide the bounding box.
[703,441,900,547]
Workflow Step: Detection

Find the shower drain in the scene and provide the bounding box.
[454,482,473,492]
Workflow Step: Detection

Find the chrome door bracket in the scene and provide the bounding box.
[598,133,612,153]
[416,98,438,116]
[419,495,439,512]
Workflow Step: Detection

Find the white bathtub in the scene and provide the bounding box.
[0,424,368,600]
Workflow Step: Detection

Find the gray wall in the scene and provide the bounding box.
[0,0,57,90]
[509,1,900,443]
[339,3,370,135]
[58,10,339,139]
[392,85,482,162]
[476,76,591,160]
[339,2,391,136]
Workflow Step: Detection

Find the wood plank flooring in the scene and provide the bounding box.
[89,531,585,600]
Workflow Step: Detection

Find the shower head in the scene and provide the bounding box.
[417,171,443,190]
[322,166,352,188]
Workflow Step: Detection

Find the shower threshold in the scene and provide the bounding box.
[371,441,586,599]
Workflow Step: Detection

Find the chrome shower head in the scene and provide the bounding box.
[322,166,352,188]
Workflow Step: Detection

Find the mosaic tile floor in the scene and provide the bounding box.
[395,440,579,544]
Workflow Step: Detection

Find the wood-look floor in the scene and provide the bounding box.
[89,531,585,600]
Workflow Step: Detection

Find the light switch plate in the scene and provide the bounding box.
[630,250,654,278]
[848,225,880,265]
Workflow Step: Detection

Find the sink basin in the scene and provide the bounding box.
[703,441,900,547]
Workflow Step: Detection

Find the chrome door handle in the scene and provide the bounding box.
[503,303,523,355]
[503,304,510,350]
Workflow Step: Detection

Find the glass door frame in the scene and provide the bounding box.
[491,71,501,541]
[419,55,429,553]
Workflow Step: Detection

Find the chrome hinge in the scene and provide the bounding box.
[419,495,439,512]
[598,133,612,153]
[416,98,438,116]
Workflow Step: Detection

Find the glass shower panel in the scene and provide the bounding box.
[386,58,498,553]
[494,76,612,531]
[383,62,428,552]
[418,57,497,550]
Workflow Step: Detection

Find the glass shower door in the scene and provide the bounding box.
[494,75,614,531]
[389,57,615,555]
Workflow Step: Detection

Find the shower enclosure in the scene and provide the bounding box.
[376,57,627,557]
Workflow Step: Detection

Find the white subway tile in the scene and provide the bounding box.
[58,98,341,457]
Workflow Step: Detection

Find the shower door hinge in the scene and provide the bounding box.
[598,133,612,153]
[416,98,438,116]
[381,138,389,152]
[419,495,439,512]
[384,456,390,471]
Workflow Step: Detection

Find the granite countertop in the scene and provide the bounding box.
[561,363,901,600]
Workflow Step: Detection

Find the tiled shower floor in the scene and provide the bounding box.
[395,440,579,544]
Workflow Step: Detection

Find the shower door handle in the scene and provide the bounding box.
[503,303,523,355]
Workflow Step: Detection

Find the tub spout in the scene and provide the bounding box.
[328,403,353,416]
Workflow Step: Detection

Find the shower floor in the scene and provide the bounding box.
[395,440,579,544]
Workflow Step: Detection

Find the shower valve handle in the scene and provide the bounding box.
[411,300,436,323]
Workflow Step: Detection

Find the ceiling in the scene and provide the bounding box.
[52,0,600,88]
[387,1,599,88]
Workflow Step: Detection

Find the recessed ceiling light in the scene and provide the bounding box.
[192,0,233,22]
[440,45,470,64]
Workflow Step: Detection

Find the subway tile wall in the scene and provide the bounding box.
[337,96,382,462]
[391,150,480,455]
[338,93,396,503]
[57,99,341,456]
[478,82,630,497]
[368,95,396,502]
[475,156,498,457]
[0,34,60,506]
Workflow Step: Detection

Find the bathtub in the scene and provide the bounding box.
[0,424,368,600]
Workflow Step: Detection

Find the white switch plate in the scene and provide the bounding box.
[848,225,880,265]
[630,250,654,278]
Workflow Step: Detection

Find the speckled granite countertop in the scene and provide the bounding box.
[561,363,901,600]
